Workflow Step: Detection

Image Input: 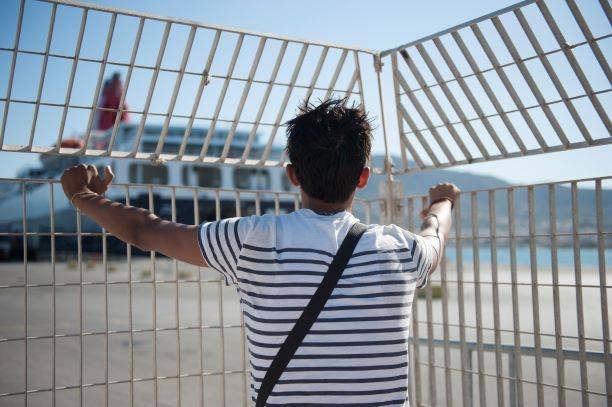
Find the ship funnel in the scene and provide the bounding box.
[94,72,129,131]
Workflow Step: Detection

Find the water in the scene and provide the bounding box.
[443,245,608,268]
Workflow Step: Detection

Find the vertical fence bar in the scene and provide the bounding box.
[537,1,611,135]
[178,30,221,159]
[390,56,425,170]
[214,190,226,406]
[273,193,280,215]
[21,183,27,406]
[107,17,145,153]
[220,37,267,162]
[548,184,566,407]
[491,16,568,147]
[49,183,56,407]
[238,204,248,405]
[394,70,441,166]
[408,46,474,162]
[192,188,204,407]
[470,24,547,151]
[527,186,544,406]
[595,179,611,403]
[440,253,452,407]
[489,190,504,407]
[131,22,172,157]
[389,53,411,171]
[171,188,182,406]
[200,34,245,159]
[323,49,348,100]
[407,198,422,406]
[415,44,488,159]
[422,196,436,406]
[566,0,611,82]
[148,186,159,406]
[507,188,523,406]
[125,185,135,407]
[103,215,109,407]
[28,3,57,149]
[55,9,88,150]
[352,51,366,108]
[0,0,24,148]
[82,13,118,150]
[303,46,329,104]
[432,37,507,156]
[77,197,84,405]
[571,182,589,406]
[155,26,198,158]
[513,8,591,145]
[398,51,456,164]
[241,40,288,163]
[259,43,309,165]
[471,192,486,406]
[342,68,359,101]
[451,31,526,154]
[454,195,470,407]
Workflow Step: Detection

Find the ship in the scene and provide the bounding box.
[0,73,295,259]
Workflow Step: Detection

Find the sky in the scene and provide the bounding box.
[0,0,610,186]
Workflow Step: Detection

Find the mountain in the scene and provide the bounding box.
[356,154,611,247]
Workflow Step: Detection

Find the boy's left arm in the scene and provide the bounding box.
[61,164,206,267]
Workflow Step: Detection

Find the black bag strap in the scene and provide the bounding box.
[255,221,368,407]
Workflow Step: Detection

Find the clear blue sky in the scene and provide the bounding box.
[0,0,610,185]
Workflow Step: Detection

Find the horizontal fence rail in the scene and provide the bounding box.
[0,0,373,168]
[384,0,612,173]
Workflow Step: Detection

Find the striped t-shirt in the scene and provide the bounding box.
[197,208,435,406]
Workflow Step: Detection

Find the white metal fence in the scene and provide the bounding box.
[0,0,610,406]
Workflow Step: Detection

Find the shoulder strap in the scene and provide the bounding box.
[255,222,368,407]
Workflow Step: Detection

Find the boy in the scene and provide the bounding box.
[61,99,458,406]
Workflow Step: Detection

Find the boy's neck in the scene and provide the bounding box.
[301,192,353,215]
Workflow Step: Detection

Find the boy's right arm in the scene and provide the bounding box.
[418,183,460,277]
[61,164,207,267]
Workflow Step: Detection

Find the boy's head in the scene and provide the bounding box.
[285,98,372,204]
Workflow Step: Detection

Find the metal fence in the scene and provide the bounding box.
[0,0,371,167]
[398,177,611,407]
[0,0,610,406]
[384,0,611,173]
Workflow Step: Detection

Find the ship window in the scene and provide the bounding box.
[129,163,138,183]
[129,163,168,184]
[181,166,190,185]
[234,168,270,190]
[194,166,221,188]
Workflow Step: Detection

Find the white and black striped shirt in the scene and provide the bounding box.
[197,208,434,406]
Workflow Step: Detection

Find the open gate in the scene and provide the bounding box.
[0,0,610,406]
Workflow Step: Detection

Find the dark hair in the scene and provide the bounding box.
[285,98,372,203]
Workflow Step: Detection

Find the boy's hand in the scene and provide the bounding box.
[420,182,460,218]
[60,164,114,201]
[428,182,460,206]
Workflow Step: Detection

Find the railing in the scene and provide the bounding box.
[383,0,611,173]
[0,177,375,406]
[0,0,372,167]
[0,0,610,406]
[409,337,607,407]
[399,176,611,407]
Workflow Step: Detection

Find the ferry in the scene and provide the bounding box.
[0,74,295,259]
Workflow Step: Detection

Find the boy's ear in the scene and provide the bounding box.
[285,164,300,187]
[356,166,370,189]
